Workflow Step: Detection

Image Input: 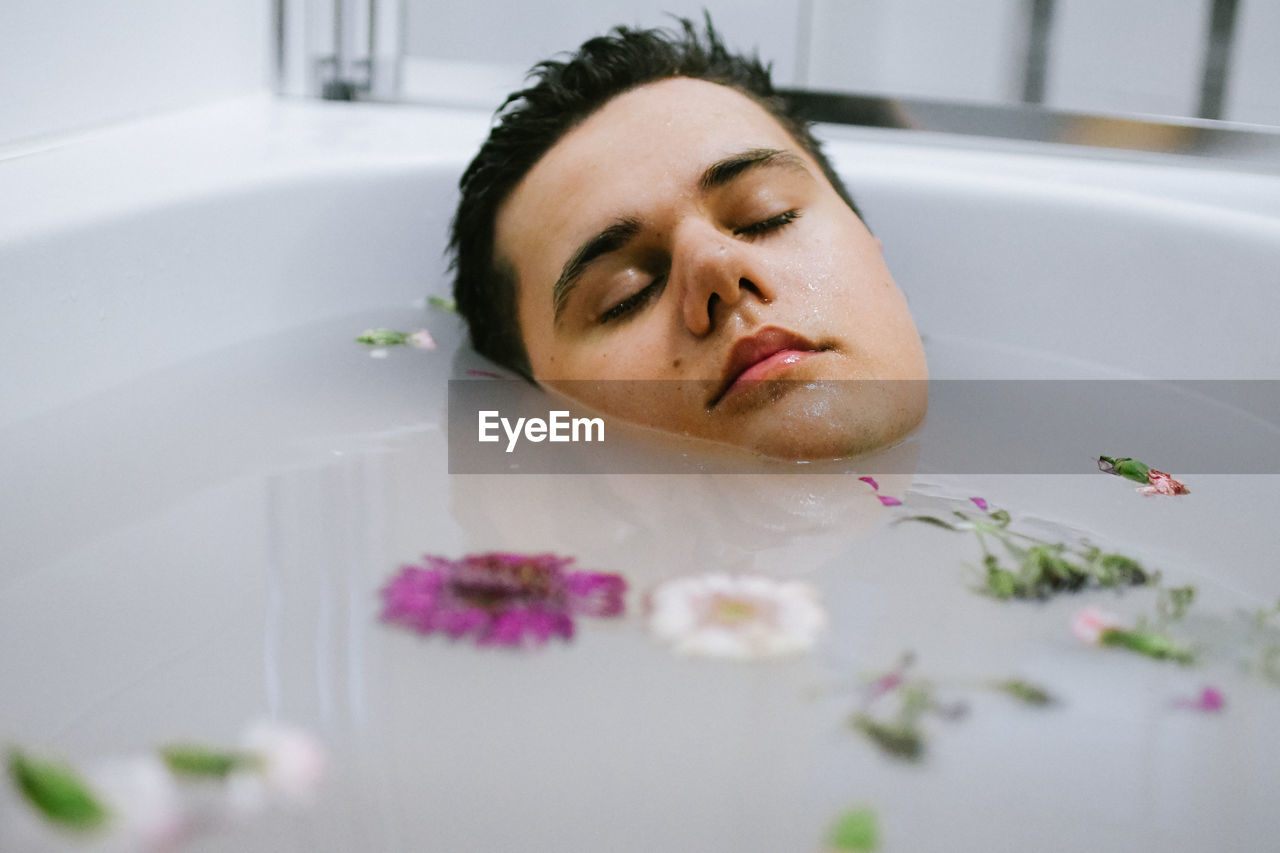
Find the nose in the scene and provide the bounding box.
[674,220,771,337]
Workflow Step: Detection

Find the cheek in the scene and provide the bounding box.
[586,315,678,378]
[813,222,894,296]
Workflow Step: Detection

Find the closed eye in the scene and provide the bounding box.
[733,209,801,239]
[599,277,665,324]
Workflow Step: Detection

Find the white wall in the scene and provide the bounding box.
[402,0,1280,127]
[2,1,1276,151]
[400,0,803,108]
[806,0,1028,104]
[1043,0,1209,119]
[0,1,270,148]
[1227,0,1280,126]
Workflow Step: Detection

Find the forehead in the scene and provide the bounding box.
[494,77,809,285]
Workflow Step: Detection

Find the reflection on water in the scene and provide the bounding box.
[2,310,1279,851]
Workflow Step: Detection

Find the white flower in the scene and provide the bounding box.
[60,755,189,853]
[647,573,827,660]
[227,722,325,816]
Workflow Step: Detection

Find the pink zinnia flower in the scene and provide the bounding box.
[1071,606,1124,644]
[381,553,625,647]
[1139,469,1190,497]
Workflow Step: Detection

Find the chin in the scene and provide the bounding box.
[728,379,929,461]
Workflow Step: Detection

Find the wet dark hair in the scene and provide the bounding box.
[448,17,860,379]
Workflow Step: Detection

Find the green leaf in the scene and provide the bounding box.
[828,807,880,852]
[850,714,923,761]
[895,514,962,531]
[427,295,458,313]
[160,744,256,779]
[7,749,110,831]
[993,679,1055,706]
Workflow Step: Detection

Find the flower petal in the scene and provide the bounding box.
[1071,606,1124,644]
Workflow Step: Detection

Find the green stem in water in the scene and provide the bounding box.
[1100,628,1195,664]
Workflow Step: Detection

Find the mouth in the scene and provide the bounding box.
[708,327,827,409]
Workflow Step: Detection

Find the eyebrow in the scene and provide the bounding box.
[552,216,642,323]
[551,148,812,324]
[698,147,809,192]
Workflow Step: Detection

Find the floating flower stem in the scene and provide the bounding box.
[1098,456,1189,496]
[991,679,1055,706]
[355,328,436,349]
[1100,628,1195,663]
[1097,455,1151,483]
[1072,607,1195,664]
[5,722,325,851]
[849,657,970,761]
[900,499,1151,600]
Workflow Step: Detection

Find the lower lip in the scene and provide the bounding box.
[723,349,818,397]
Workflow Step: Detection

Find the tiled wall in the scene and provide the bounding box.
[404,0,1280,126]
[1227,1,1280,125]
[3,1,1276,150]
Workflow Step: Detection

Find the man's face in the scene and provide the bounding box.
[495,77,928,459]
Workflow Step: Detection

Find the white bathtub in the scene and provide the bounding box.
[2,94,1279,852]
